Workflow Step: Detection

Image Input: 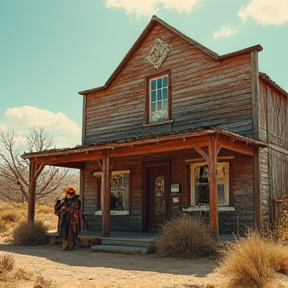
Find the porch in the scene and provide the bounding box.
[23,128,266,241]
[47,230,237,255]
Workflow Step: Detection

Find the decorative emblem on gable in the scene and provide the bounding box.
[146,38,170,69]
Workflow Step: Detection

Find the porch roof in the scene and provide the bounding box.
[21,128,266,169]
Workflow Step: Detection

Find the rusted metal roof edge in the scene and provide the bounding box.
[21,128,266,159]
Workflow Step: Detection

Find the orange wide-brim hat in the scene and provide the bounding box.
[65,187,76,195]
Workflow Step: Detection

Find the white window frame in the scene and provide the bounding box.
[190,162,230,206]
[149,74,169,123]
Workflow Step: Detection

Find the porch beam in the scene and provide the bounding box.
[192,143,209,163]
[34,164,45,179]
[101,153,111,236]
[217,137,254,156]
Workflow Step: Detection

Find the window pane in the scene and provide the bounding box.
[151,79,156,90]
[155,176,164,196]
[157,90,162,101]
[163,99,168,111]
[163,88,168,99]
[163,76,168,87]
[157,78,162,88]
[218,184,225,205]
[191,163,230,206]
[110,172,129,211]
[151,91,156,102]
[149,75,169,124]
[195,184,209,206]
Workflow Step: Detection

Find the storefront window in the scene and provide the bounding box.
[110,171,130,211]
[190,162,229,206]
[93,170,130,215]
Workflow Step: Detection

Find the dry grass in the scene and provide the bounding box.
[0,200,58,239]
[217,230,288,288]
[0,254,51,288]
[154,217,218,259]
[0,200,55,287]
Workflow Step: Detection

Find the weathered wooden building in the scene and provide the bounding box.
[23,16,288,238]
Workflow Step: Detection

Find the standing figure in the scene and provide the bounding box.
[54,187,81,250]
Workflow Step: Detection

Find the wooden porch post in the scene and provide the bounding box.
[101,153,111,236]
[193,137,221,240]
[208,135,220,240]
[27,160,45,223]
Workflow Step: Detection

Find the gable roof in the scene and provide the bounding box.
[78,15,263,96]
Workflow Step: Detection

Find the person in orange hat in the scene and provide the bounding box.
[54,187,82,250]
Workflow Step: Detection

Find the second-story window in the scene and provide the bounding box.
[146,71,171,125]
[150,75,168,123]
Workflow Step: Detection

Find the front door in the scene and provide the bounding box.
[146,162,170,232]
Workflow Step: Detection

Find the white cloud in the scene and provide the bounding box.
[2,106,81,148]
[239,0,288,26]
[213,24,237,38]
[105,0,201,19]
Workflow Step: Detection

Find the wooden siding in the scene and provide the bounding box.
[264,80,288,148]
[259,148,270,222]
[82,148,255,234]
[259,79,288,200]
[232,155,254,233]
[83,162,99,214]
[84,22,254,145]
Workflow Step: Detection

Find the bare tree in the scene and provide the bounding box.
[0,127,76,203]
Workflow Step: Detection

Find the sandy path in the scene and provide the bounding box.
[0,242,220,288]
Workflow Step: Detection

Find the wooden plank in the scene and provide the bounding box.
[251,50,260,140]
[208,135,219,239]
[101,153,110,236]
[217,137,254,156]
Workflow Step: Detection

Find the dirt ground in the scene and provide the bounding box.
[1,236,288,288]
[0,235,225,288]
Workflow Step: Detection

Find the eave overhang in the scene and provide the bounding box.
[22,128,266,168]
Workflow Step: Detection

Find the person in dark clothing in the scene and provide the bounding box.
[54,187,81,250]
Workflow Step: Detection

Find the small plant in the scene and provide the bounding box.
[0,254,15,273]
[154,217,218,259]
[12,221,49,246]
[33,275,52,288]
[218,230,288,288]
[14,267,33,280]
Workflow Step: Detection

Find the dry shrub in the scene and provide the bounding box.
[0,210,20,223]
[154,217,217,259]
[275,198,288,242]
[12,221,49,246]
[218,230,288,288]
[0,254,15,273]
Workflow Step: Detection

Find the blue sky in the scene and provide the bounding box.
[1,0,287,148]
